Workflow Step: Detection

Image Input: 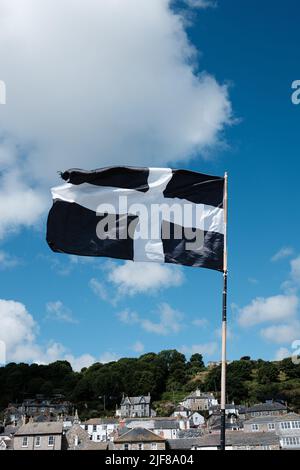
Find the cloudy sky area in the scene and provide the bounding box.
[0,0,300,370]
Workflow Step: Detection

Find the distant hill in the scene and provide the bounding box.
[0,351,299,420]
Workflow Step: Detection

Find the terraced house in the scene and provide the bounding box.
[244,412,300,449]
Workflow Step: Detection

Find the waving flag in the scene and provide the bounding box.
[47,167,225,271]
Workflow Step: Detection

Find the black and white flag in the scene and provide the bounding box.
[47,167,225,271]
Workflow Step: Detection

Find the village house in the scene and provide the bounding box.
[6,395,72,421]
[64,423,108,450]
[116,393,156,418]
[0,425,16,451]
[168,431,280,450]
[13,421,63,451]
[242,401,287,419]
[244,412,300,450]
[81,418,119,442]
[121,417,188,439]
[180,389,218,412]
[172,407,205,428]
[113,427,166,450]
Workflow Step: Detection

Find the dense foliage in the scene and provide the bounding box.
[0,352,299,418]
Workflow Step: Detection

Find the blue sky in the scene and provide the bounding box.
[0,0,300,370]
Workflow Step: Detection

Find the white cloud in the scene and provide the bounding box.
[108,261,184,296]
[64,353,95,371]
[181,341,218,356]
[117,303,184,335]
[0,0,232,239]
[192,318,209,327]
[0,169,47,239]
[261,322,300,345]
[0,299,37,353]
[271,247,294,262]
[117,309,140,325]
[89,278,112,304]
[46,301,78,324]
[0,250,20,269]
[99,352,119,364]
[275,347,291,361]
[0,298,114,371]
[290,256,300,285]
[238,295,299,327]
[140,303,184,335]
[131,341,145,353]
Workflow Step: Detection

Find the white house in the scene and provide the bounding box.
[81,418,119,442]
[181,389,218,411]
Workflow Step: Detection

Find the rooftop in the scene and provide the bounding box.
[121,395,151,405]
[193,431,280,448]
[114,427,165,443]
[15,422,63,436]
[246,402,287,413]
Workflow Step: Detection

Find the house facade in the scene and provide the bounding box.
[244,412,300,450]
[81,418,118,442]
[117,394,155,418]
[113,427,166,450]
[181,389,218,412]
[243,401,287,419]
[13,422,63,451]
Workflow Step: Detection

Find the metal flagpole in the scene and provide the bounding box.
[220,172,228,451]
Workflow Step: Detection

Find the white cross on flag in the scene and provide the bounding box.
[47,166,225,271]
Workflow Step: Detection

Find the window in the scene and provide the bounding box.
[268,423,275,430]
[280,422,291,430]
[48,436,55,447]
[84,425,88,431]
[291,421,300,429]
[22,437,28,448]
[251,424,259,432]
[97,435,100,441]
[138,443,143,450]
[151,443,158,450]
[283,437,300,446]
[124,444,129,450]
[35,436,41,447]
[93,425,97,432]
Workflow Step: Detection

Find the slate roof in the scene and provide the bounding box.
[15,422,63,436]
[121,395,151,405]
[274,412,300,422]
[153,420,179,430]
[167,439,201,450]
[178,429,203,439]
[193,431,280,448]
[246,402,287,413]
[244,415,278,425]
[83,418,119,425]
[0,425,20,436]
[76,441,108,450]
[114,427,165,443]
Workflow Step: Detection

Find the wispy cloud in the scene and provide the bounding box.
[0,250,21,269]
[117,303,184,336]
[271,247,294,262]
[131,341,145,354]
[46,301,78,324]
